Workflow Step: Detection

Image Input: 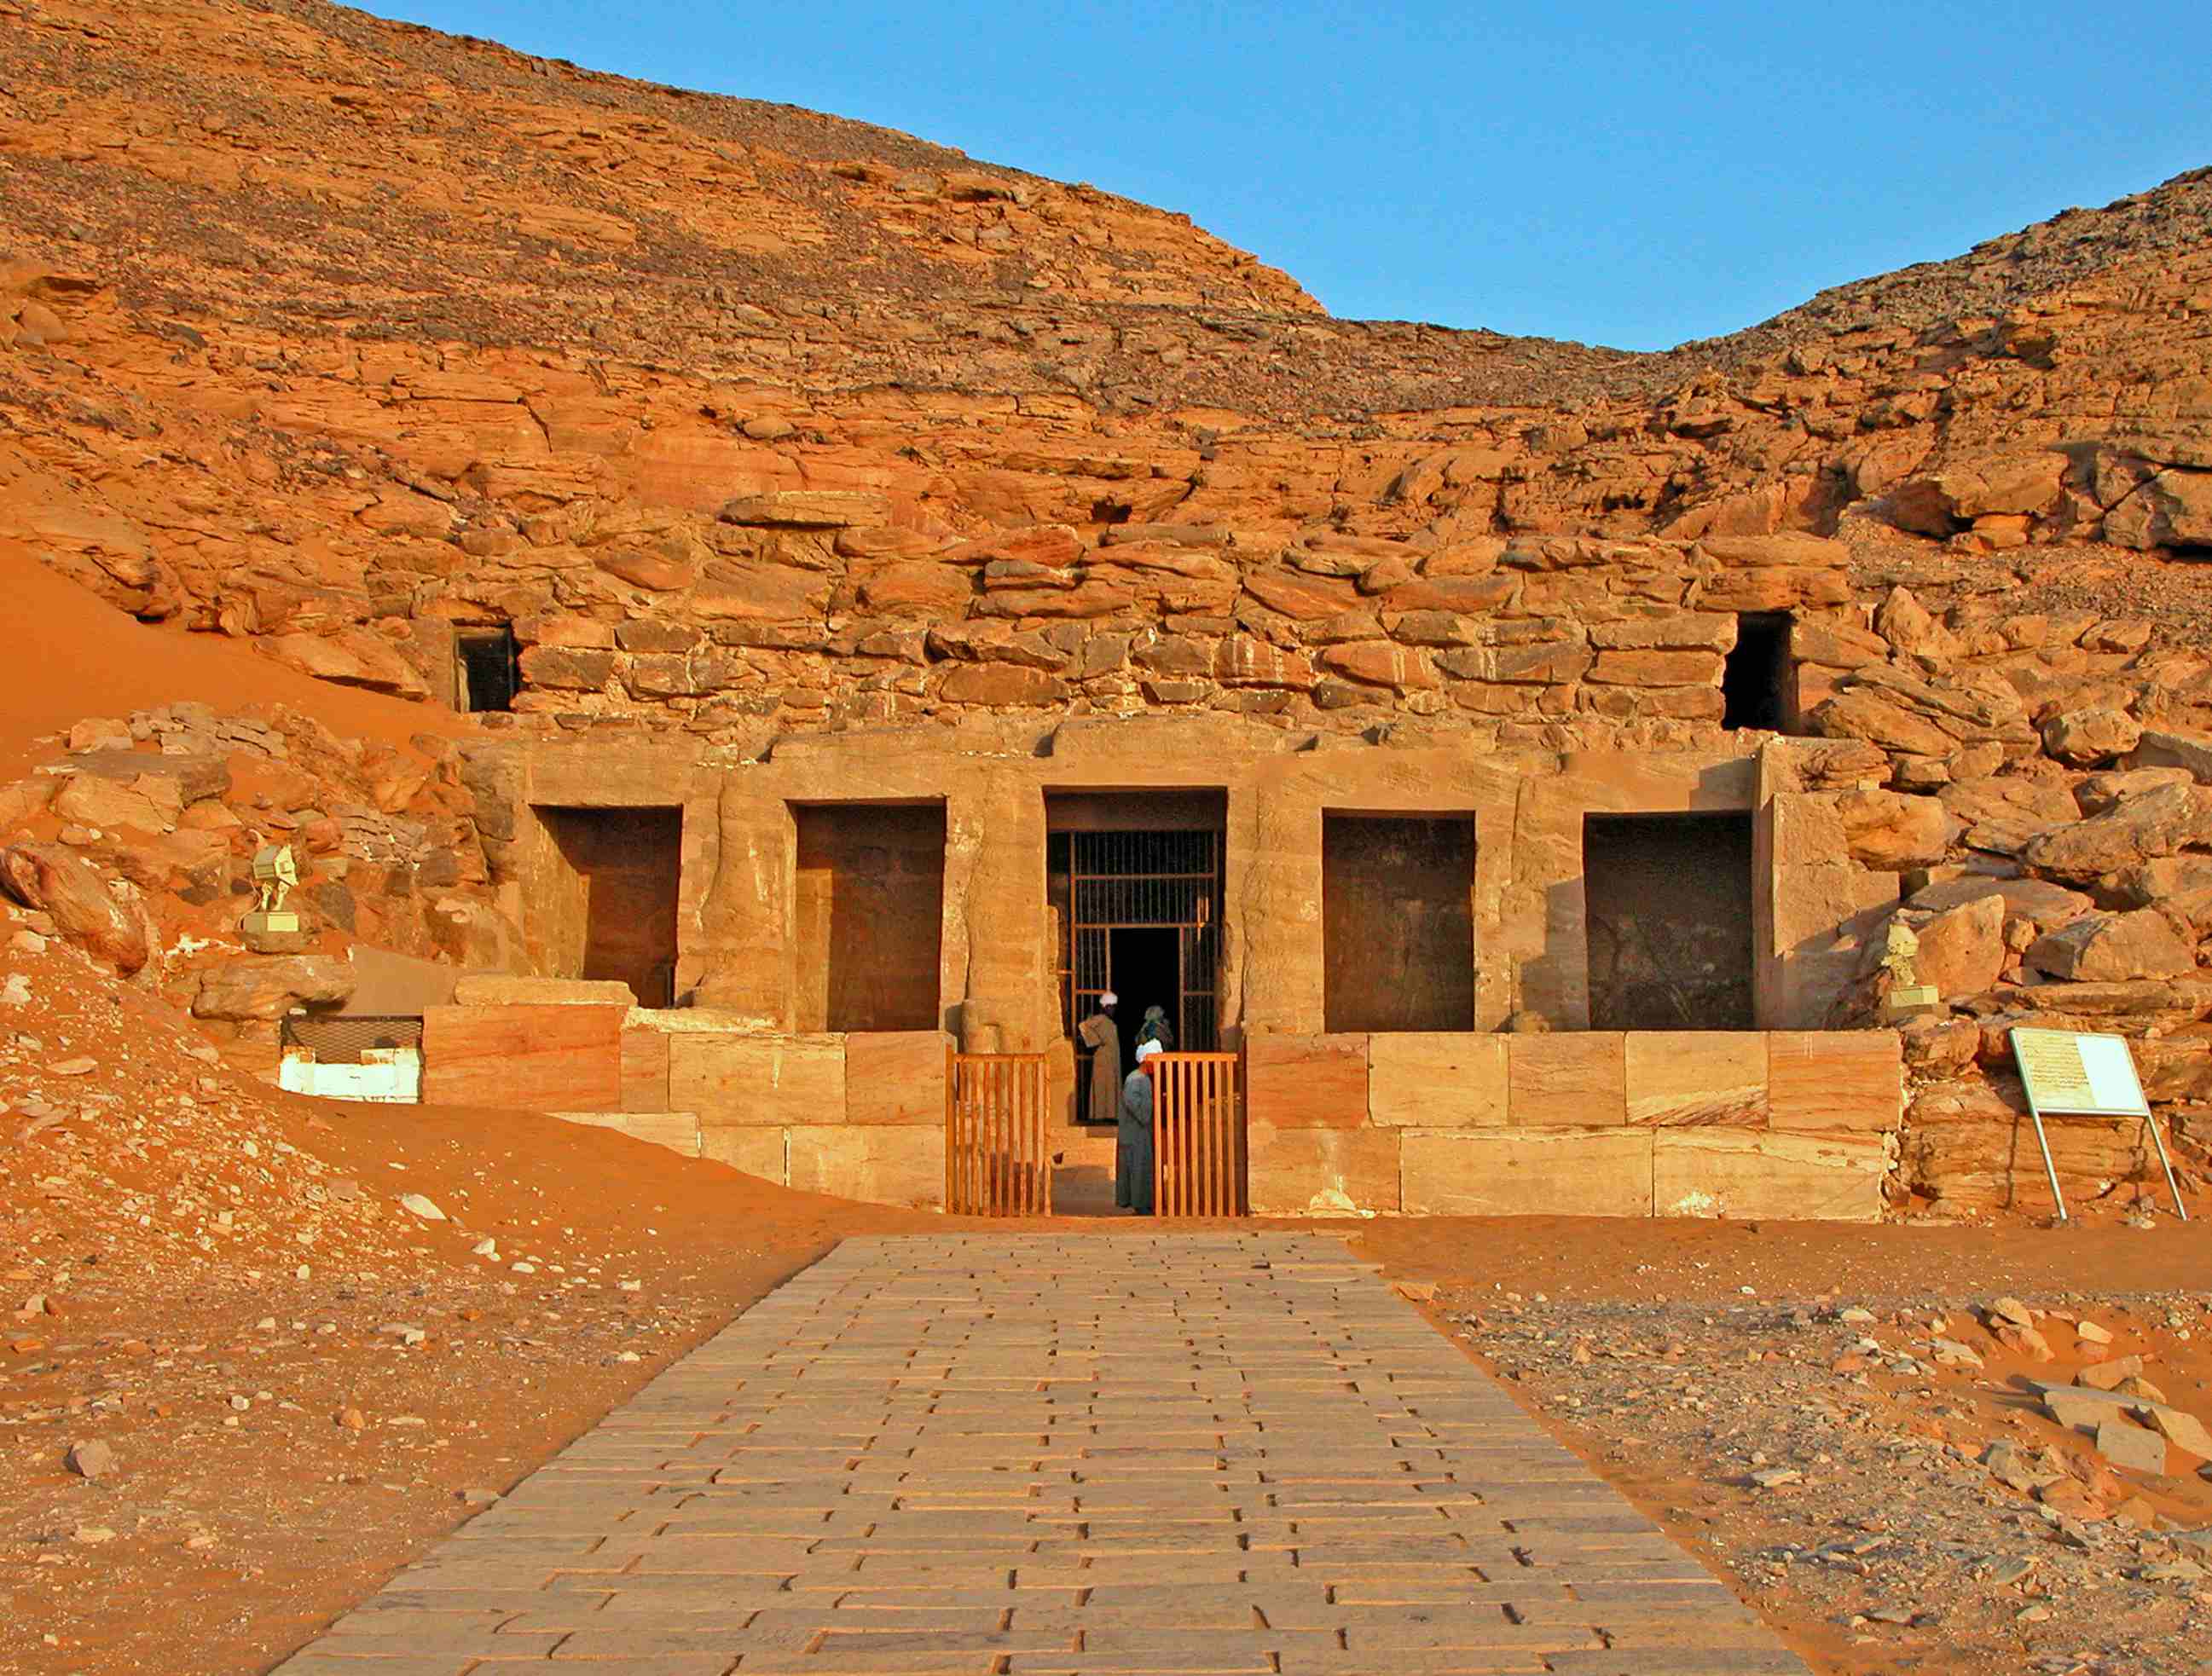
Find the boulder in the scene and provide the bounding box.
[52,772,179,833]
[1874,586,1955,658]
[263,630,431,701]
[2123,855,2212,931]
[1835,789,1954,869]
[1905,876,2093,933]
[2133,729,2212,784]
[1914,896,2006,997]
[2078,767,2195,815]
[191,955,356,1021]
[717,489,892,529]
[2103,468,2212,551]
[0,844,149,974]
[2023,783,2212,881]
[2025,911,2198,983]
[2042,707,2142,767]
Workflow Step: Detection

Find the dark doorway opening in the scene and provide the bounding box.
[1047,790,1225,1124]
[456,627,518,714]
[538,806,681,1007]
[1722,613,1792,731]
[1323,813,1476,1033]
[794,803,946,1033]
[1583,812,1754,1030]
[1108,927,1182,1056]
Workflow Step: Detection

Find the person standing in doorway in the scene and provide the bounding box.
[1136,1004,1174,1053]
[1119,1039,1161,1215]
[1080,991,1120,1132]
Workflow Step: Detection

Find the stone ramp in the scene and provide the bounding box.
[277,1234,1810,1675]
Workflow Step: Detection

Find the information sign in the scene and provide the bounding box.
[2010,1027,2151,1118]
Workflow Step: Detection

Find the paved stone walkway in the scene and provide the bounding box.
[279,1234,1810,1674]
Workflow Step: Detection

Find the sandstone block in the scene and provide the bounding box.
[1247,1032,1369,1129]
[1624,1032,1768,1126]
[860,561,973,616]
[845,1031,951,1125]
[1367,1032,1507,1128]
[1587,613,1736,651]
[421,1004,623,1111]
[1246,1126,1401,1216]
[1697,533,1851,570]
[452,975,639,1007]
[621,1027,671,1113]
[1586,649,1723,686]
[518,644,615,691]
[599,551,694,592]
[938,664,1070,706]
[1769,1032,1902,1132]
[1507,1033,1625,1125]
[1401,1128,1653,1217]
[669,1032,845,1125]
[548,1111,701,1158]
[701,1125,787,1183]
[1319,642,1438,692]
[2026,910,2197,982]
[786,1124,943,1207]
[1654,1128,1885,1221]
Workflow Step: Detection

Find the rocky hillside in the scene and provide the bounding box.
[0,0,2206,701]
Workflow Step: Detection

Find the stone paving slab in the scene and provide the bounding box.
[275,1234,1809,1675]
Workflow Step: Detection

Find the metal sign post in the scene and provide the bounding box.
[2010,1027,2187,1222]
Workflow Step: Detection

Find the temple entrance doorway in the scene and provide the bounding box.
[1048,791,1225,1126]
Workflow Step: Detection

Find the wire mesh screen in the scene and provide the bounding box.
[281,1014,425,1064]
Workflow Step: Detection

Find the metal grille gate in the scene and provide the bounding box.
[1060,828,1223,1120]
[1151,1051,1245,1217]
[944,1049,1053,1216]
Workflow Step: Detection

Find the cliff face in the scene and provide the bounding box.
[2,0,2209,750]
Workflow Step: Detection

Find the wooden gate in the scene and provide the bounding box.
[1151,1051,1244,1217]
[945,1049,1053,1216]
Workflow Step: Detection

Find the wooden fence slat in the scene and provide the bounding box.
[1147,1051,1242,1219]
[944,1051,1052,1218]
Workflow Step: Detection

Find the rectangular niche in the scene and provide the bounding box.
[1583,812,1754,1030]
[1322,812,1476,1033]
[793,802,947,1033]
[536,806,682,1008]
[455,625,518,713]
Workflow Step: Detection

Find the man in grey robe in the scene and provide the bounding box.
[1119,1039,1161,1215]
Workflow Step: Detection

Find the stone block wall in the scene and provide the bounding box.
[610,1021,948,1209]
[1246,1027,1900,1222]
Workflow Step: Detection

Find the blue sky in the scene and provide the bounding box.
[356,1,2212,352]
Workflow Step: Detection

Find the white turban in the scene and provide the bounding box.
[1099,991,1118,1006]
[1133,1040,1164,1063]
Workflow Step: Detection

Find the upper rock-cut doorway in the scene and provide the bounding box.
[1048,790,1225,1124]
